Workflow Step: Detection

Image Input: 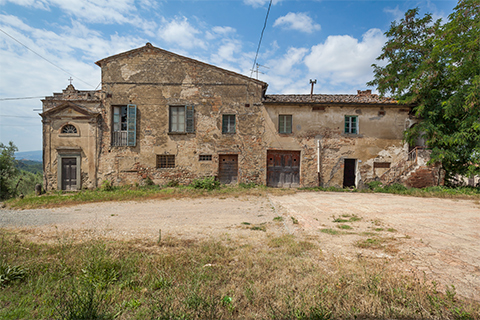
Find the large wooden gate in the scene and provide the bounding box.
[61,157,77,191]
[218,154,238,184]
[267,150,300,188]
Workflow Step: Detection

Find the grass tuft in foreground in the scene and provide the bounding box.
[0,229,478,319]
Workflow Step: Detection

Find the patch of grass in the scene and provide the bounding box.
[333,214,361,223]
[374,228,384,232]
[387,228,397,232]
[303,184,480,200]
[190,176,220,190]
[320,228,340,235]
[337,224,353,230]
[273,216,284,222]
[0,262,28,287]
[250,225,266,232]
[355,237,397,251]
[0,229,478,319]
[241,222,251,225]
[5,184,292,210]
[348,215,361,222]
[291,216,299,224]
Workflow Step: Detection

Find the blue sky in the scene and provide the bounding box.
[0,0,457,153]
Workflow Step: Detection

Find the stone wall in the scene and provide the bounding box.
[95,44,267,187]
[262,103,411,188]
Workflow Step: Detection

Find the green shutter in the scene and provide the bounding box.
[351,116,357,134]
[185,105,195,133]
[222,115,228,133]
[345,116,349,133]
[127,104,137,146]
[286,115,292,133]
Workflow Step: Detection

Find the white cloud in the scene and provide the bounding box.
[243,0,282,8]
[1,0,48,9]
[206,26,236,40]
[384,6,404,22]
[211,26,236,35]
[273,12,321,33]
[211,39,243,63]
[303,28,386,86]
[157,17,205,50]
[269,47,308,75]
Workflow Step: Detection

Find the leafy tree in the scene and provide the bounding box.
[368,0,480,179]
[0,142,19,200]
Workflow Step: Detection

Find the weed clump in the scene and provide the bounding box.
[101,180,114,191]
[190,176,220,191]
[0,262,27,287]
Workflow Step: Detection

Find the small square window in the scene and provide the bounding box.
[222,115,236,134]
[279,115,292,134]
[157,155,175,168]
[345,116,358,134]
[199,155,212,161]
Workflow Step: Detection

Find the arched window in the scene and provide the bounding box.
[61,124,78,134]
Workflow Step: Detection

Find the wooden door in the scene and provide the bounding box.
[343,159,356,188]
[62,158,77,190]
[218,155,238,184]
[267,150,300,188]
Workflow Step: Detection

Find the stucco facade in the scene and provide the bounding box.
[41,43,432,191]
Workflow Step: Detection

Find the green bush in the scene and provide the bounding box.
[190,176,220,191]
[366,181,383,190]
[144,176,155,186]
[383,183,408,193]
[0,262,27,287]
[101,180,114,191]
[239,182,257,189]
[166,180,179,187]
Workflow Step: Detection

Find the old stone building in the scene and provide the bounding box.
[41,43,437,191]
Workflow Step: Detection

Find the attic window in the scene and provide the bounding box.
[61,124,77,134]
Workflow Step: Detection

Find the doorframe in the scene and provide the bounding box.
[57,149,81,190]
[343,158,357,188]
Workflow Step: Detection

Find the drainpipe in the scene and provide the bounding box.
[317,139,322,186]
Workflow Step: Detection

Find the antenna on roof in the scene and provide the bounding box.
[310,79,317,98]
[250,63,269,80]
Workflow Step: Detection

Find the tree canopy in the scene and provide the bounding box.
[368,0,480,180]
[0,141,19,200]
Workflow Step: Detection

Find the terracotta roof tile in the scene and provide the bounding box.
[264,93,397,105]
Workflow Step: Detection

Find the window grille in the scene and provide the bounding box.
[199,155,212,161]
[61,124,77,134]
[157,155,175,168]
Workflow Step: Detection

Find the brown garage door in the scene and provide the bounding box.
[267,150,300,188]
[218,154,238,184]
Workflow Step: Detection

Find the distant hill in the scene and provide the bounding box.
[17,160,43,174]
[15,150,42,162]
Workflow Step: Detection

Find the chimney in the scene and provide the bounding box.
[357,90,372,96]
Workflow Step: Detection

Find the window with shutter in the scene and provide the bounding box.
[169,105,195,133]
[112,105,137,146]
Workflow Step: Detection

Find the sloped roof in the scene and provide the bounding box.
[95,43,268,88]
[40,101,100,118]
[264,92,398,106]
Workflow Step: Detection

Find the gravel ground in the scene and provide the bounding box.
[1,192,479,301]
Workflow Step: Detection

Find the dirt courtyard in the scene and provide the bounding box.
[1,192,479,301]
